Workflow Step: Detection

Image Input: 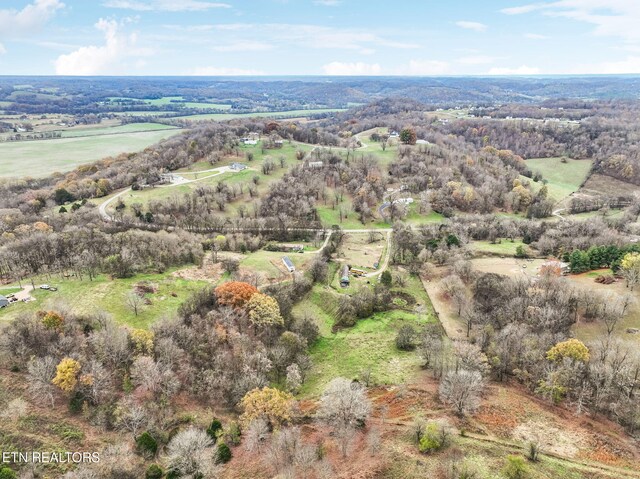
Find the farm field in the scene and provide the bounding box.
[524,157,593,202]
[171,108,346,121]
[580,172,640,197]
[108,96,232,110]
[0,127,184,178]
[0,270,208,329]
[59,122,178,138]
[297,272,437,396]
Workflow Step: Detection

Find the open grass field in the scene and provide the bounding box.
[524,157,593,202]
[238,249,314,285]
[296,271,436,397]
[171,108,346,121]
[108,96,232,110]
[404,203,445,226]
[0,127,184,178]
[59,122,178,138]
[472,239,527,256]
[0,270,208,329]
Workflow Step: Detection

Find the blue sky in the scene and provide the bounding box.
[1,0,640,75]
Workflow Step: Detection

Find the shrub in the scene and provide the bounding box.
[418,423,450,454]
[206,418,223,442]
[224,421,242,446]
[380,270,392,287]
[503,455,528,479]
[145,464,164,479]
[216,442,232,464]
[0,467,16,479]
[515,245,528,258]
[395,324,416,351]
[526,441,540,462]
[136,431,159,458]
[68,391,85,414]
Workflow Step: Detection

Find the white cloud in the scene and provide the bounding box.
[501,1,640,43]
[0,43,6,55]
[524,32,548,39]
[189,66,265,75]
[212,41,273,52]
[313,0,341,5]
[597,55,640,73]
[322,61,382,75]
[457,55,497,65]
[455,21,487,32]
[0,0,64,38]
[54,18,151,75]
[500,4,544,15]
[103,0,231,11]
[400,59,451,75]
[487,65,541,75]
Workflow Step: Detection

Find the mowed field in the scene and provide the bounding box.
[0,125,184,178]
[0,271,208,329]
[524,157,593,202]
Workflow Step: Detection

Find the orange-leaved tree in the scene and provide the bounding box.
[214,281,258,309]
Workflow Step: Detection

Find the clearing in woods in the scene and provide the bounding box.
[524,157,593,202]
[297,271,437,396]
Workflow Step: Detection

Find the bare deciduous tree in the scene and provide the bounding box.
[317,377,371,457]
[439,369,484,416]
[27,356,57,407]
[166,428,219,478]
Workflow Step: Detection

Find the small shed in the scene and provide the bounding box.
[0,295,9,308]
[282,256,295,273]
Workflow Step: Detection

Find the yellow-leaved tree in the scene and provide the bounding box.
[239,387,294,428]
[130,328,154,355]
[546,338,590,363]
[246,292,284,331]
[52,358,81,393]
[620,252,640,291]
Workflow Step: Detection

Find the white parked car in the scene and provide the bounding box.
[39,284,50,290]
